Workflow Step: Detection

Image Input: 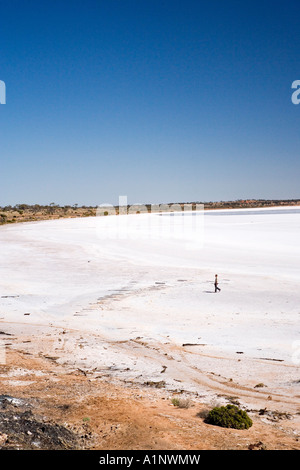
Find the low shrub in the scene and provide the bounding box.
[204,404,252,430]
[171,397,192,409]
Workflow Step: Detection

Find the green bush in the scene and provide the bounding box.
[204,404,252,430]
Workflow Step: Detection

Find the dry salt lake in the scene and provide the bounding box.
[0,206,299,419]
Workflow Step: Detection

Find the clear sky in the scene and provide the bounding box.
[0,0,300,206]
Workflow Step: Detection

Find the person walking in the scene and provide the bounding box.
[214,274,221,292]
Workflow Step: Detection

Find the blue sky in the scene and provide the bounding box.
[0,0,300,206]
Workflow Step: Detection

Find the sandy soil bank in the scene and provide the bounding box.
[0,320,299,450]
[0,341,299,450]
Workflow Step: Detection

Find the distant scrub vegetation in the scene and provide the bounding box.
[0,199,299,226]
[0,204,97,225]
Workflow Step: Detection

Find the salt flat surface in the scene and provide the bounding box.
[0,207,299,408]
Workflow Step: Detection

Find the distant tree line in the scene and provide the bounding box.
[0,199,299,226]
